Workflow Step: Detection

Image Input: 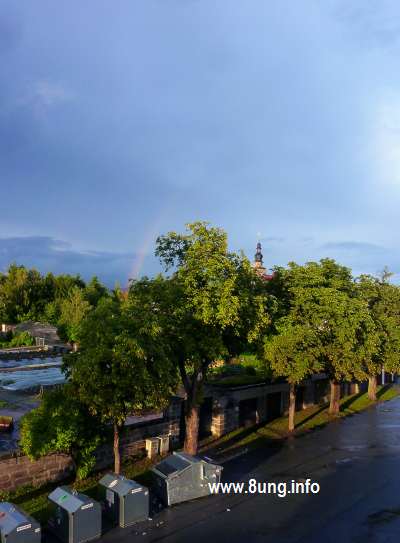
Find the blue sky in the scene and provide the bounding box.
[1,1,400,286]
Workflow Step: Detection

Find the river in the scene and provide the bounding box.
[0,357,65,391]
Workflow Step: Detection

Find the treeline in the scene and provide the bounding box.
[264,260,400,430]
[19,222,400,477]
[0,265,110,343]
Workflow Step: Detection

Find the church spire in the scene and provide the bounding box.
[254,241,263,266]
[253,240,266,273]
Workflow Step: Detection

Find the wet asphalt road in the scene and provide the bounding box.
[48,396,400,543]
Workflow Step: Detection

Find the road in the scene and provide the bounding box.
[50,396,400,542]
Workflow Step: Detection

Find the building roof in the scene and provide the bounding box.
[14,322,61,345]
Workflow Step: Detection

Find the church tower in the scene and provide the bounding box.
[253,241,266,275]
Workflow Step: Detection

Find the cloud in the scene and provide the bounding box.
[317,240,400,279]
[331,1,400,48]
[33,81,74,107]
[12,80,74,117]
[0,236,157,287]
[320,241,388,254]
[259,237,286,244]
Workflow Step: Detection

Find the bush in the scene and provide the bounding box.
[9,331,35,347]
[20,385,107,479]
[0,331,35,348]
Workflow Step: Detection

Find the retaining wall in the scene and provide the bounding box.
[0,399,182,493]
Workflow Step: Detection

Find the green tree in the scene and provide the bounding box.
[154,222,270,454]
[356,274,400,400]
[63,297,177,474]
[264,320,322,431]
[84,276,109,306]
[57,287,92,346]
[272,260,376,415]
[19,385,105,479]
[0,265,50,322]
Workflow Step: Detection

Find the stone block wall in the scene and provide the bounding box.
[210,398,239,437]
[0,397,183,493]
[0,453,74,492]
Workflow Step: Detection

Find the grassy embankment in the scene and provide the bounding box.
[202,384,400,456]
[0,384,398,524]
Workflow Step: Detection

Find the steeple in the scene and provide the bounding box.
[254,242,263,265]
[253,241,266,274]
[252,239,275,281]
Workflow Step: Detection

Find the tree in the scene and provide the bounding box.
[153,222,270,454]
[356,275,400,400]
[84,276,109,306]
[0,264,87,324]
[19,384,105,479]
[264,320,321,431]
[0,265,51,322]
[57,287,92,347]
[63,297,177,474]
[272,259,376,415]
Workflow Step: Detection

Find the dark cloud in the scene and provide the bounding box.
[0,237,158,287]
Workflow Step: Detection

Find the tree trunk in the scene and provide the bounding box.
[368,375,377,401]
[184,404,200,455]
[179,359,208,456]
[113,423,121,475]
[288,383,296,432]
[329,380,341,415]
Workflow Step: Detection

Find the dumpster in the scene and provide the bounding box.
[151,452,223,506]
[0,502,41,543]
[99,473,149,528]
[48,486,101,543]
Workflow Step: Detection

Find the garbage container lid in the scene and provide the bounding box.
[154,453,192,477]
[48,487,91,513]
[0,503,34,536]
[99,473,145,497]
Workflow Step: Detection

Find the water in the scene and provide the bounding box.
[0,357,65,391]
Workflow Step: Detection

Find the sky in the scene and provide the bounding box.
[1,1,400,286]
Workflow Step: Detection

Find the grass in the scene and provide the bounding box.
[202,385,400,456]
[2,385,399,523]
[0,400,11,409]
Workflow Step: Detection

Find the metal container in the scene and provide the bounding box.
[99,473,149,528]
[145,438,159,459]
[0,502,41,543]
[157,435,170,455]
[151,452,223,506]
[48,486,101,543]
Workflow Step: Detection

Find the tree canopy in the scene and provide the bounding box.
[151,221,271,453]
[19,384,105,479]
[63,296,178,473]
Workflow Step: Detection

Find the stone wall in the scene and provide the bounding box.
[0,397,182,493]
[0,453,74,492]
[206,377,331,438]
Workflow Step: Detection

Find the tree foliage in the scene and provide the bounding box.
[152,221,271,453]
[19,385,105,479]
[63,296,178,473]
